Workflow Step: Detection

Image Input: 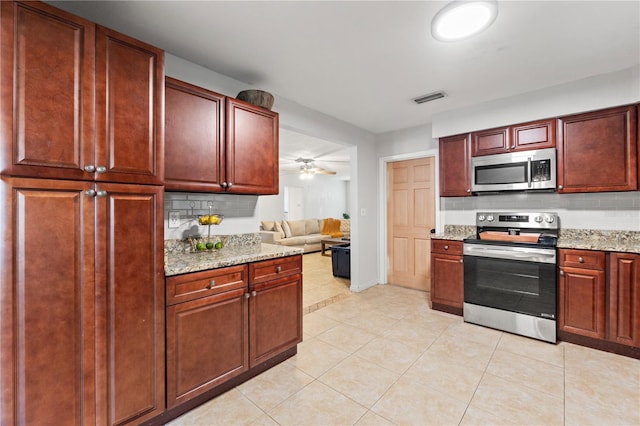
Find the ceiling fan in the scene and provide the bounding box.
[295,158,336,175]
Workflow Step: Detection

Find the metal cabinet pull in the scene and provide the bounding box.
[560,270,565,276]
[558,185,563,189]
[251,290,257,297]
[459,259,463,263]
[444,245,449,250]
[96,166,107,173]
[466,189,471,193]
[85,189,96,197]
[221,182,228,189]
[276,266,282,273]
[244,293,250,299]
[578,257,584,263]
[227,182,233,189]
[96,190,108,197]
[84,165,96,173]
[206,280,216,289]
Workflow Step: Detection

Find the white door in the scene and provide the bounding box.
[285,186,304,220]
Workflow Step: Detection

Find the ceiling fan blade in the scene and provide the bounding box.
[315,169,336,175]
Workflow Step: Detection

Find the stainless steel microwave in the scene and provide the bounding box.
[471,148,556,193]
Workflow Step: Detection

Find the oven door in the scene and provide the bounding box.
[463,243,556,319]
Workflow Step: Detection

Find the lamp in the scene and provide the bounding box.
[431,1,498,42]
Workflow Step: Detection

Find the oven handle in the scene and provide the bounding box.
[527,157,532,188]
[463,244,556,264]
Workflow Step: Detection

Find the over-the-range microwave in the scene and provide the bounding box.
[471,147,556,193]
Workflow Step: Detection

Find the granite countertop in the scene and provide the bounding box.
[557,229,640,254]
[431,225,475,241]
[164,233,304,276]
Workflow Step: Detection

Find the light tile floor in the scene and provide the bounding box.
[167,257,640,426]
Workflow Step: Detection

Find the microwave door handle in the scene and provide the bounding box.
[527,157,532,188]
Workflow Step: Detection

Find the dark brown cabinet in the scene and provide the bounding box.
[0,1,164,185]
[165,256,302,414]
[166,266,249,408]
[471,119,556,157]
[557,105,637,193]
[0,177,165,425]
[608,252,640,347]
[430,239,464,315]
[165,78,279,195]
[439,134,471,197]
[558,249,607,340]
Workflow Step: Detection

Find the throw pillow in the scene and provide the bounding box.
[305,219,320,234]
[281,221,292,238]
[274,221,285,239]
[340,219,350,233]
[261,220,276,231]
[287,220,306,237]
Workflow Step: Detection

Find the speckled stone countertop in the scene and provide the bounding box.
[431,225,475,241]
[558,229,640,254]
[164,233,304,276]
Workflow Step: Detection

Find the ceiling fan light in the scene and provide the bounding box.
[432,1,498,42]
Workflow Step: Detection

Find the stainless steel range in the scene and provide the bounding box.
[463,212,559,343]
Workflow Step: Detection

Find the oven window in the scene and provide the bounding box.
[464,255,556,318]
[475,162,528,185]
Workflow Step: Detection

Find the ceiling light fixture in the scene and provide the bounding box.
[431,0,498,42]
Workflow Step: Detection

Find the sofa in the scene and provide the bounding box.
[260,218,350,253]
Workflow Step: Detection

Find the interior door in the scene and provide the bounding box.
[387,157,436,291]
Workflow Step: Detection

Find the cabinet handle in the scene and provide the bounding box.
[444,245,449,250]
[96,190,108,197]
[85,189,96,197]
[558,185,563,189]
[276,266,282,273]
[459,259,463,263]
[84,165,96,173]
[221,182,228,189]
[96,166,107,173]
[227,182,233,189]
[511,145,516,149]
[560,270,564,276]
[578,257,584,263]
[251,290,257,297]
[466,189,471,193]
[244,293,250,299]
[206,280,216,289]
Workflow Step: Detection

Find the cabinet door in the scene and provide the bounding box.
[557,105,638,193]
[165,77,225,192]
[249,274,302,367]
[0,1,95,180]
[608,253,640,347]
[430,253,463,315]
[166,289,249,408]
[511,119,556,151]
[471,127,509,156]
[95,26,164,185]
[0,177,96,426]
[94,183,165,425]
[558,266,606,340]
[225,99,279,194]
[439,133,471,196]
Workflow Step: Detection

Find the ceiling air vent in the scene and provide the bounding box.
[412,91,446,104]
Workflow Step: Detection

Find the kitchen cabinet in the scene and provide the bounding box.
[164,255,302,414]
[558,249,607,340]
[164,78,279,195]
[608,252,640,347]
[430,239,464,315]
[557,105,637,193]
[439,133,471,197]
[471,119,556,156]
[0,177,165,426]
[166,266,249,408]
[0,1,164,185]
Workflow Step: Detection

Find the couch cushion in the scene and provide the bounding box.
[274,221,285,239]
[305,219,320,235]
[287,220,306,237]
[261,220,276,231]
[277,235,308,246]
[281,221,292,238]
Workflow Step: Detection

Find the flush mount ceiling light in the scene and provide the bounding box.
[431,1,498,42]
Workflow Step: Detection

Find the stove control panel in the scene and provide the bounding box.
[476,212,559,230]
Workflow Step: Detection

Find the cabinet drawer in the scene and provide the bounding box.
[559,249,605,270]
[431,239,463,255]
[166,265,248,305]
[249,255,302,284]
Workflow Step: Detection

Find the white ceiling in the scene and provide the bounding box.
[49,1,640,179]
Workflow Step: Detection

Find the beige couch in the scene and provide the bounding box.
[260,218,350,253]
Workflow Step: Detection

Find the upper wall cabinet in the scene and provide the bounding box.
[165,78,279,195]
[557,105,637,193]
[439,133,471,197]
[471,119,556,157]
[0,1,164,185]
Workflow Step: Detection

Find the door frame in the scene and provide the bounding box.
[378,149,440,286]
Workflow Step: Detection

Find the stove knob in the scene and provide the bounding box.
[478,215,486,222]
[535,216,543,223]
[545,216,555,223]
[486,215,494,222]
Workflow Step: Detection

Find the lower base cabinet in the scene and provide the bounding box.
[559,248,640,358]
[430,239,464,316]
[164,255,302,416]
